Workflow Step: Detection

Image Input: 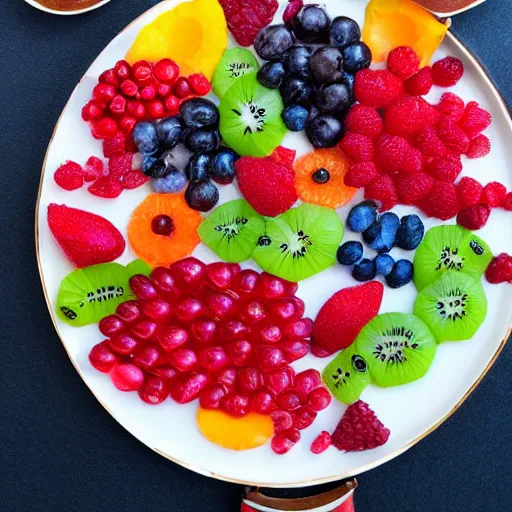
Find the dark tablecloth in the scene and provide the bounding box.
[1,1,511,511]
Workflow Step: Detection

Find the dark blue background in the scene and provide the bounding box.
[1,1,510,511]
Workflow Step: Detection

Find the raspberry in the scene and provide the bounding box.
[310,431,332,454]
[354,69,404,109]
[436,92,465,122]
[431,56,464,87]
[271,146,296,168]
[456,176,483,208]
[387,46,420,79]
[102,132,127,158]
[54,161,84,191]
[88,175,123,198]
[437,116,470,154]
[339,132,374,162]
[418,181,459,220]
[458,101,492,140]
[384,96,440,136]
[344,162,378,188]
[404,66,433,96]
[485,253,512,284]
[457,204,491,231]
[425,152,462,182]
[374,133,416,173]
[402,147,424,173]
[415,126,447,157]
[122,170,150,189]
[108,153,133,178]
[465,134,491,159]
[187,73,212,96]
[83,156,104,182]
[331,400,390,452]
[502,192,512,211]
[344,105,383,139]
[393,171,434,204]
[481,181,507,207]
[364,174,398,211]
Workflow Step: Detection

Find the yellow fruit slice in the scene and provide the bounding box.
[362,0,448,67]
[196,408,274,451]
[126,0,228,79]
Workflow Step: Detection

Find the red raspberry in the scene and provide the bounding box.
[102,132,127,158]
[485,253,512,284]
[354,69,404,109]
[415,126,446,157]
[54,161,84,191]
[374,133,414,173]
[465,134,491,159]
[91,117,118,140]
[436,92,465,121]
[457,204,491,231]
[108,153,133,178]
[393,171,434,204]
[364,174,398,211]
[387,46,420,79]
[456,176,483,208]
[310,431,332,454]
[339,132,374,162]
[401,147,424,173]
[331,400,390,452]
[437,116,470,154]
[384,96,440,136]
[122,170,150,189]
[502,192,512,211]
[344,162,378,188]
[404,66,433,96]
[482,181,507,207]
[187,73,212,96]
[418,181,459,220]
[425,152,462,182]
[88,175,123,198]
[83,156,104,182]
[344,105,383,138]
[431,56,464,87]
[458,101,492,140]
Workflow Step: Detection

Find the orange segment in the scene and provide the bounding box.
[127,194,201,268]
[196,408,274,451]
[294,147,356,208]
[362,0,448,67]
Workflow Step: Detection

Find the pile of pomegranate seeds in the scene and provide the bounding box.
[89,258,331,454]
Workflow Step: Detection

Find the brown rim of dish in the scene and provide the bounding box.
[34,2,512,488]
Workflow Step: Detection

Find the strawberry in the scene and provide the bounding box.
[54,161,84,191]
[457,204,491,230]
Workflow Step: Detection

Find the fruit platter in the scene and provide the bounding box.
[36,0,512,486]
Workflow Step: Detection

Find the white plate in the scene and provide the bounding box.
[36,0,512,487]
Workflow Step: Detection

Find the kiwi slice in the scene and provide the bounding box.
[198,199,265,263]
[212,48,260,99]
[322,345,371,404]
[414,272,487,343]
[219,72,286,157]
[356,313,437,387]
[413,225,492,291]
[56,260,150,327]
[252,203,343,282]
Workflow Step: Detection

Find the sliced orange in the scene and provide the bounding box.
[127,194,201,268]
[294,147,356,208]
[196,408,274,451]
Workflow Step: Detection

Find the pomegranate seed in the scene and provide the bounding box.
[138,375,168,404]
[233,269,260,295]
[260,273,288,299]
[191,320,217,345]
[271,434,295,455]
[130,319,158,340]
[238,366,263,394]
[221,393,250,417]
[157,82,173,98]
[217,367,237,394]
[81,100,104,121]
[265,367,294,395]
[224,340,252,367]
[175,296,205,322]
[277,389,302,411]
[93,83,117,104]
[119,115,137,134]
[140,299,172,322]
[153,59,180,85]
[92,117,118,139]
[295,369,322,398]
[170,372,208,403]
[241,300,266,325]
[259,325,282,343]
[206,262,237,290]
[308,387,332,412]
[311,431,332,454]
[132,344,162,371]
[170,257,206,290]
[284,318,313,339]
[120,79,139,97]
[156,326,189,352]
[109,95,127,115]
[198,346,229,372]
[168,348,198,372]
[89,341,118,373]
[148,99,165,119]
[114,60,131,80]
[281,340,309,362]
[206,291,236,320]
[293,407,317,430]
[258,346,287,371]
[98,315,125,336]
[283,428,301,443]
[221,320,248,341]
[110,363,144,391]
[270,410,294,432]
[187,73,212,95]
[150,267,178,296]
[108,332,139,355]
[116,301,141,323]
[149,365,177,381]
[127,100,146,119]
[251,390,275,414]
[173,77,192,98]
[132,60,153,86]
[270,297,305,324]
[99,68,120,87]
[164,95,180,113]
[140,84,157,101]
[200,384,227,409]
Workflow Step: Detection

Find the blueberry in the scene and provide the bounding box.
[362,212,399,253]
[305,115,344,148]
[210,149,238,184]
[282,105,309,131]
[280,77,314,106]
[292,6,331,43]
[257,61,286,89]
[147,159,176,179]
[133,121,159,154]
[179,98,219,129]
[342,42,372,74]
[152,170,187,193]
[312,168,330,183]
[184,129,220,153]
[284,46,312,78]
[307,104,320,123]
[315,83,351,116]
[254,24,294,61]
[337,241,363,265]
[185,180,220,212]
[142,153,159,175]
[375,254,395,277]
[396,214,425,250]
[329,16,361,48]
[186,153,211,181]
[352,258,376,282]
[386,260,414,289]
[156,117,182,150]
[346,201,378,232]
[309,46,344,85]
[342,71,355,100]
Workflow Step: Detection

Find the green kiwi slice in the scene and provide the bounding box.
[414,272,487,343]
[356,313,437,387]
[413,225,492,291]
[252,203,344,282]
[56,260,151,327]
[322,345,371,404]
[212,48,260,99]
[219,72,286,157]
[197,199,265,262]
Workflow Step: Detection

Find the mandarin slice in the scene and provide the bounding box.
[362,0,448,67]
[196,407,274,450]
[294,147,356,208]
[127,194,201,268]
